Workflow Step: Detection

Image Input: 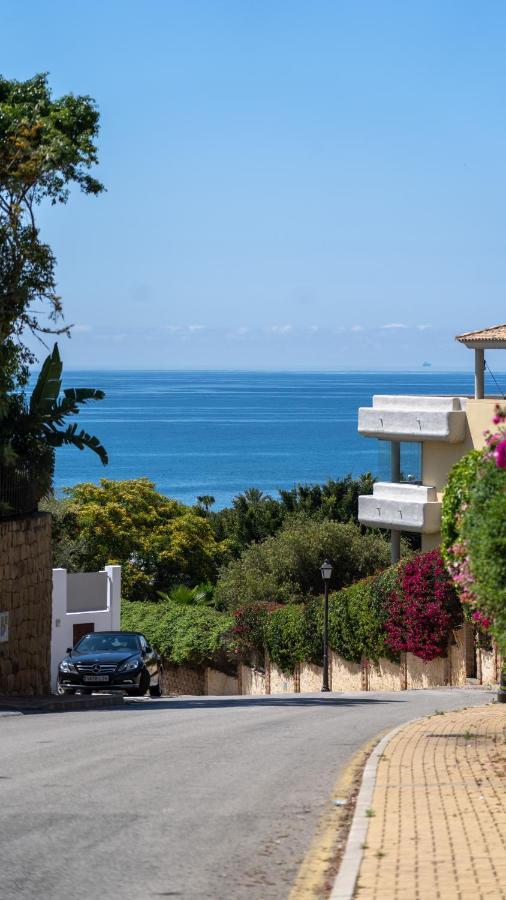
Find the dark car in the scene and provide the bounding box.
[57,631,163,697]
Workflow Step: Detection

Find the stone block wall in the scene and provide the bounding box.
[205,668,239,696]
[161,662,205,695]
[239,664,266,695]
[0,514,52,696]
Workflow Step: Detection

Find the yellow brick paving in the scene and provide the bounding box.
[355,704,506,900]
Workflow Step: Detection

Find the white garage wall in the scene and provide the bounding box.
[50,566,121,692]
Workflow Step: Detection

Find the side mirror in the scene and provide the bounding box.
[66,647,73,655]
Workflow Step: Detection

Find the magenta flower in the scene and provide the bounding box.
[493,438,506,469]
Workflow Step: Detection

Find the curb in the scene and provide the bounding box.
[329,719,416,900]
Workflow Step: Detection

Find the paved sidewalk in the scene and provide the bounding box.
[355,703,506,900]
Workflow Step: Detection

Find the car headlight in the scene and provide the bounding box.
[59,660,77,673]
[118,658,141,673]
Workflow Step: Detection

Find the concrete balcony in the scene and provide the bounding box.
[358,482,442,533]
[358,395,467,443]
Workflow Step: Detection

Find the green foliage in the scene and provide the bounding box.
[1,344,107,506]
[158,582,221,609]
[208,474,376,552]
[43,478,229,601]
[263,605,312,674]
[463,462,506,655]
[121,599,233,666]
[278,473,375,523]
[328,574,399,665]
[0,73,103,372]
[210,488,285,550]
[214,517,390,609]
[440,450,484,563]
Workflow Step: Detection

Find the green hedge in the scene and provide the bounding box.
[328,568,400,666]
[123,553,456,675]
[121,599,234,666]
[440,450,484,562]
[463,463,506,656]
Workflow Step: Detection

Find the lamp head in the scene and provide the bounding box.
[320,559,333,582]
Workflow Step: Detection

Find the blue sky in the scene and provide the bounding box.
[4,1,506,370]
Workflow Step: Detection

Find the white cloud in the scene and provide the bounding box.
[268,324,293,334]
[73,324,92,333]
[381,323,408,330]
[351,325,364,332]
[164,325,206,336]
[417,324,432,331]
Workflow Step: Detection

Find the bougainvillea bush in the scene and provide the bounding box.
[384,550,462,661]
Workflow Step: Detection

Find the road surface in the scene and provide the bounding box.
[0,689,492,900]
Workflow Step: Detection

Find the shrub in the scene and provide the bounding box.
[328,572,399,665]
[463,462,506,656]
[214,518,390,609]
[121,599,233,666]
[440,450,484,565]
[385,550,461,661]
[263,605,312,674]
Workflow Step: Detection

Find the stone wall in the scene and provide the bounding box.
[161,662,205,695]
[239,665,266,695]
[205,668,238,696]
[0,514,52,696]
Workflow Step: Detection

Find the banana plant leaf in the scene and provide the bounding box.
[29,343,63,415]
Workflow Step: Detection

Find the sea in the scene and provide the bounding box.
[46,370,503,509]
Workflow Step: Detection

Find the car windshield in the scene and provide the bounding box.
[74,634,140,654]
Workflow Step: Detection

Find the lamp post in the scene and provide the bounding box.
[320,560,333,692]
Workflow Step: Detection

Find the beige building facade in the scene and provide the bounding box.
[357,325,506,560]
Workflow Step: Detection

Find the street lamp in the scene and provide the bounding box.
[320,560,333,692]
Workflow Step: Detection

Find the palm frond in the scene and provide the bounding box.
[42,422,108,465]
[29,343,62,415]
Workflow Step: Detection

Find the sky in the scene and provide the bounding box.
[3,1,506,371]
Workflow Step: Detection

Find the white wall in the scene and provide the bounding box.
[51,566,121,692]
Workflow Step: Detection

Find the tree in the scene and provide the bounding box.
[209,474,377,552]
[196,495,215,513]
[0,72,104,384]
[43,478,230,601]
[214,517,391,609]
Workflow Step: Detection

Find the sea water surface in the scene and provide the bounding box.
[49,370,497,508]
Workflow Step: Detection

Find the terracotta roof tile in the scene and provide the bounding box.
[456,324,506,344]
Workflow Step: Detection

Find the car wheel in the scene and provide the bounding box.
[149,671,163,697]
[133,669,150,697]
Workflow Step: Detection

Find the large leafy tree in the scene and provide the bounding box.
[0,73,103,381]
[42,478,230,601]
[214,517,391,609]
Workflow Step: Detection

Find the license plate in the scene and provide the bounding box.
[83,675,110,683]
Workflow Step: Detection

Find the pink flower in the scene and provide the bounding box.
[493,438,506,469]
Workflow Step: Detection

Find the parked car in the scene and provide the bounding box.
[57,631,163,697]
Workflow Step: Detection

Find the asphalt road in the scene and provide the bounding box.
[0,688,493,900]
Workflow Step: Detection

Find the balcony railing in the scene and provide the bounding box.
[358,482,442,533]
[358,395,467,443]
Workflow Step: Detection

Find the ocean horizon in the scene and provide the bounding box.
[44,369,505,509]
